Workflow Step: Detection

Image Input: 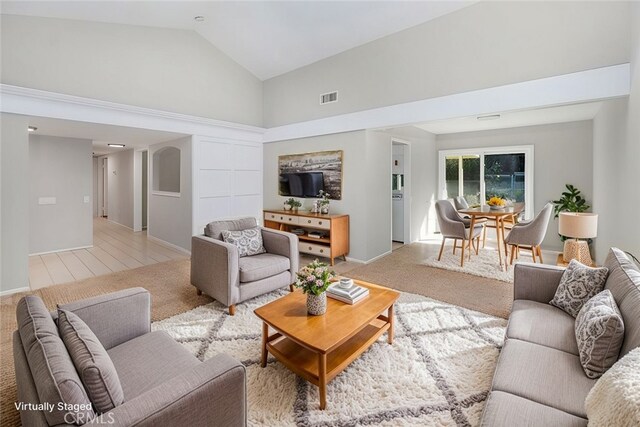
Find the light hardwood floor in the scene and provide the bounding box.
[28,218,188,290]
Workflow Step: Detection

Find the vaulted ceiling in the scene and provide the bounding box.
[0,1,477,80]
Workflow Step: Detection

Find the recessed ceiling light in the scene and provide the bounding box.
[194,16,205,22]
[108,144,126,148]
[28,126,37,132]
[477,114,501,121]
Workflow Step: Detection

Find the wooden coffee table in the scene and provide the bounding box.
[254,280,400,410]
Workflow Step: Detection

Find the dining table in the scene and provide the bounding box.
[458,202,525,270]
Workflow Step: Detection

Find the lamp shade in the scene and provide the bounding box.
[558,212,598,238]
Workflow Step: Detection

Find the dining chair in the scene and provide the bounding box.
[453,196,490,244]
[504,203,553,265]
[435,200,485,267]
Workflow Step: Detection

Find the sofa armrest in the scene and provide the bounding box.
[513,263,565,303]
[190,235,240,306]
[91,354,246,427]
[57,288,150,350]
[261,227,299,276]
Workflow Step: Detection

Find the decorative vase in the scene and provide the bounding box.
[292,207,299,213]
[306,292,327,316]
[489,205,505,210]
[320,205,330,214]
[283,204,291,211]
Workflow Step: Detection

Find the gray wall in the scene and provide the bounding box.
[92,157,99,217]
[592,2,640,263]
[148,137,192,251]
[436,121,594,251]
[29,135,93,254]
[107,149,135,229]
[0,114,29,292]
[1,14,263,126]
[263,1,630,127]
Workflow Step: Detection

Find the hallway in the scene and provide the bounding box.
[28,218,188,289]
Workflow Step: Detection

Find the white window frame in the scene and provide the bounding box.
[438,145,535,220]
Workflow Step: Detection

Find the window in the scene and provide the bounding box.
[152,146,181,195]
[439,146,534,219]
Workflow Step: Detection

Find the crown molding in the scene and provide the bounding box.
[0,84,266,142]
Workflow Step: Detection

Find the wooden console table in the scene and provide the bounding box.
[263,210,349,265]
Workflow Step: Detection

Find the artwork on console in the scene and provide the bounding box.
[278,150,343,200]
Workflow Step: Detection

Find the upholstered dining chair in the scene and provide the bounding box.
[435,200,485,267]
[504,203,553,265]
[191,217,299,315]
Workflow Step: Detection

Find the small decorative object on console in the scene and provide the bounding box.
[318,190,331,214]
[285,197,303,213]
[294,259,336,315]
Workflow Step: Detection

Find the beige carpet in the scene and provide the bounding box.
[1,244,512,425]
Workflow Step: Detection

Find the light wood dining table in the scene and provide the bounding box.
[458,203,525,270]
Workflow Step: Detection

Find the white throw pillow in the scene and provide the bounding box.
[550,259,609,317]
[221,227,266,257]
[585,346,640,426]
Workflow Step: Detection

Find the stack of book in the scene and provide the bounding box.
[327,280,369,304]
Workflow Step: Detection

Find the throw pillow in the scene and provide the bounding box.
[585,346,640,425]
[221,227,266,257]
[58,310,125,414]
[550,259,609,317]
[575,290,625,379]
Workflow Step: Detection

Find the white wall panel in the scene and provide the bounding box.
[233,144,262,171]
[232,195,263,220]
[200,141,232,169]
[199,170,231,198]
[199,198,231,224]
[233,171,262,196]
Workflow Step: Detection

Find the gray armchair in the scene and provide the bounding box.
[14,288,246,427]
[504,203,553,264]
[191,217,299,315]
[435,200,484,267]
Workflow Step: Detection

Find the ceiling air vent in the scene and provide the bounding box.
[320,91,338,105]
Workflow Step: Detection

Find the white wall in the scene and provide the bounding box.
[592,2,640,263]
[29,135,93,254]
[1,14,263,126]
[92,157,99,217]
[264,131,403,262]
[436,121,594,251]
[106,149,135,229]
[263,1,630,127]
[0,113,29,293]
[149,137,192,251]
[193,136,263,235]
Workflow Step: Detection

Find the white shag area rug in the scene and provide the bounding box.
[153,289,507,427]
[423,247,536,283]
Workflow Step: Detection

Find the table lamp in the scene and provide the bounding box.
[558,212,598,266]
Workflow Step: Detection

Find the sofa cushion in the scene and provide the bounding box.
[603,247,640,357]
[222,227,266,257]
[16,296,94,425]
[107,331,200,400]
[550,260,609,317]
[58,309,125,413]
[574,290,625,379]
[585,346,640,426]
[238,253,290,283]
[205,217,257,240]
[491,339,596,418]
[507,300,578,355]
[481,391,587,427]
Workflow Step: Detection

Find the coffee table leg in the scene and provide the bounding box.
[319,353,327,410]
[388,304,394,344]
[261,322,268,368]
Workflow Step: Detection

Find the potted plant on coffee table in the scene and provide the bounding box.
[294,259,336,315]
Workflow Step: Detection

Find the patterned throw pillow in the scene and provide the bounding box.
[221,227,266,257]
[550,260,609,317]
[575,290,625,379]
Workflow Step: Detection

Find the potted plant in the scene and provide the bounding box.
[552,184,592,242]
[317,190,331,214]
[285,197,302,212]
[294,259,336,315]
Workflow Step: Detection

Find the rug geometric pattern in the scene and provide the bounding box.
[153,290,507,426]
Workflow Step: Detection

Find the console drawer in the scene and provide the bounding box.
[300,242,330,257]
[264,212,299,225]
[300,217,331,230]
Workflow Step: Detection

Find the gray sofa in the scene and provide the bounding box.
[14,288,246,426]
[481,247,640,426]
[191,217,299,315]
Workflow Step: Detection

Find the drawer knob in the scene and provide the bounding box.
[308,246,312,250]
[320,249,324,253]
[308,220,311,224]
[280,216,283,220]
[289,218,292,221]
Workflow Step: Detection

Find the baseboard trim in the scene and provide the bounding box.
[346,250,392,265]
[0,286,30,296]
[107,219,134,231]
[147,235,191,256]
[29,245,93,256]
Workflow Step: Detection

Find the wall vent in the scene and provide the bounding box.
[320,91,338,105]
